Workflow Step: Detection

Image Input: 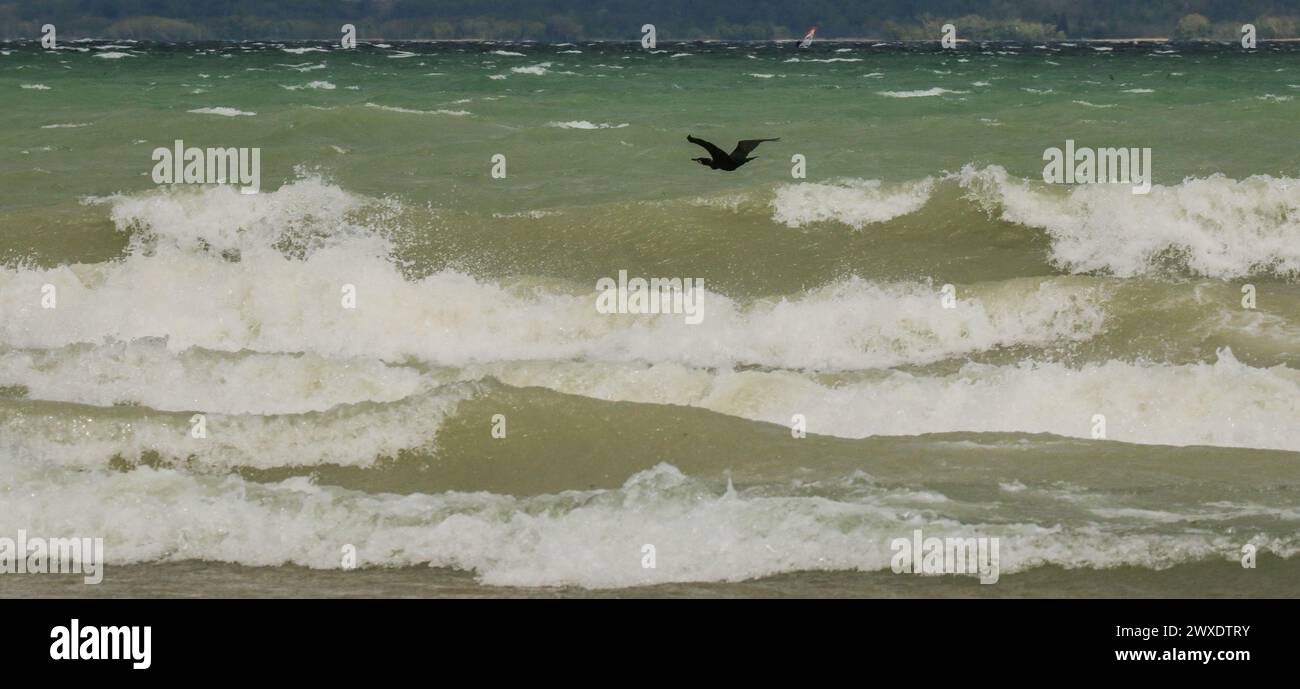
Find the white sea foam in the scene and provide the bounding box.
[281,81,336,90]
[958,164,1300,278]
[0,460,1286,586]
[465,348,1300,452]
[545,120,628,129]
[784,57,862,63]
[771,178,935,229]
[0,177,1110,375]
[278,62,327,72]
[187,107,256,117]
[0,385,474,470]
[876,87,967,98]
[0,342,428,415]
[511,62,552,75]
[0,176,1108,374]
[364,103,470,116]
[0,259,1104,372]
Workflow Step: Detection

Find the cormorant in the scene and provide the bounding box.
[687,135,780,171]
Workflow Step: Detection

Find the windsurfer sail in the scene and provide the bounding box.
[799,27,816,49]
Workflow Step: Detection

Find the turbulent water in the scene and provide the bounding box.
[2,39,1299,597]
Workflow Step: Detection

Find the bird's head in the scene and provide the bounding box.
[692,157,714,168]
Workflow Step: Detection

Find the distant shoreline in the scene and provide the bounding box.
[401,36,1299,42]
[262,36,1300,43]
[11,35,1300,43]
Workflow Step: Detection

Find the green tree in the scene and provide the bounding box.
[1173,14,1212,39]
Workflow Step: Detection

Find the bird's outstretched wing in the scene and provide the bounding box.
[687,135,730,162]
[730,138,780,161]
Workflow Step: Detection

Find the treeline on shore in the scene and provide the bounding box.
[1,1,1298,41]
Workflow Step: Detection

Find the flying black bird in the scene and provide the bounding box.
[687,135,780,171]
